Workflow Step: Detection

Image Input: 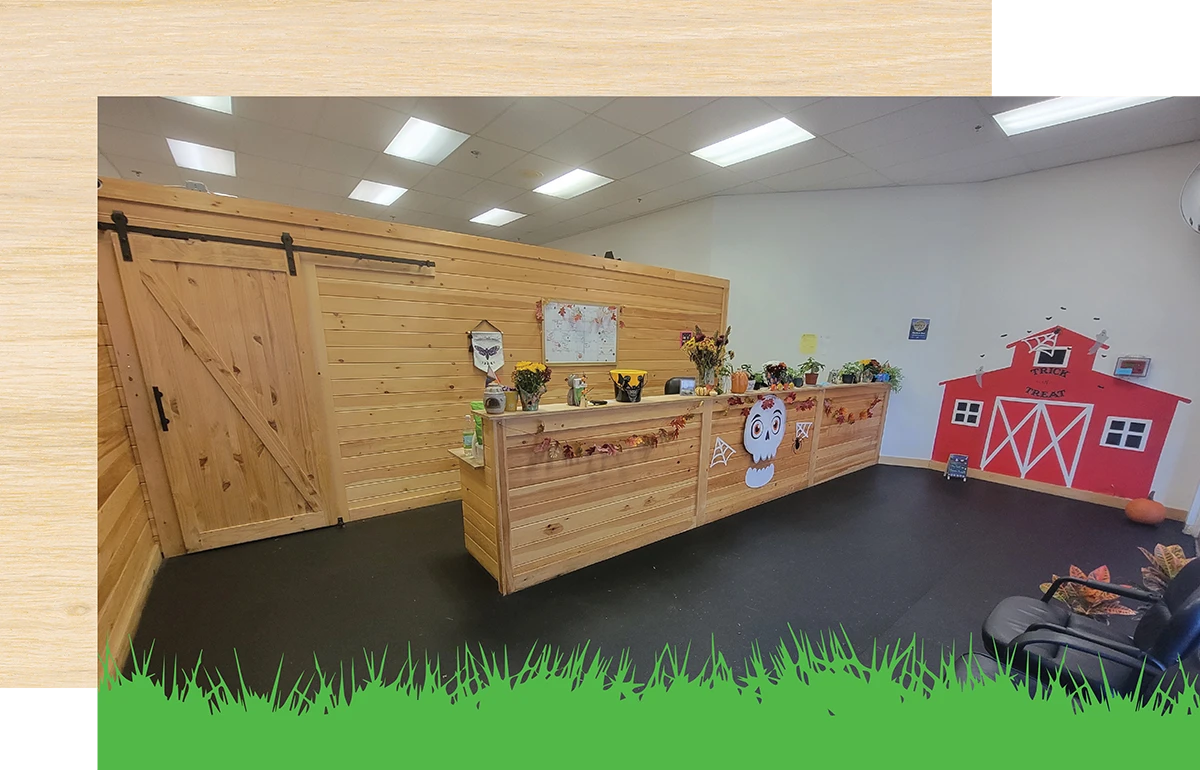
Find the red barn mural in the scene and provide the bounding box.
[932,326,1190,499]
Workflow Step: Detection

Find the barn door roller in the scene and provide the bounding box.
[97,212,436,274]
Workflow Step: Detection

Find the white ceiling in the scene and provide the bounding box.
[98,97,1200,246]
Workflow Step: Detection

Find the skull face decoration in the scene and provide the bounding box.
[742,396,786,488]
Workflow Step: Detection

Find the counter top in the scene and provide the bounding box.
[475,381,888,420]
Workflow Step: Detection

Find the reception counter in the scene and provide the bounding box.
[450,382,891,594]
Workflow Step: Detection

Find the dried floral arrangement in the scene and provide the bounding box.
[532,413,695,461]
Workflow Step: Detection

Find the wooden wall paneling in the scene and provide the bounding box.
[97,293,162,674]
[492,419,514,595]
[98,233,186,557]
[813,386,889,485]
[694,399,713,526]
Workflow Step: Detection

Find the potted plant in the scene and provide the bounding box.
[683,325,730,390]
[838,361,863,384]
[859,359,883,381]
[512,361,552,411]
[763,361,789,388]
[799,357,825,386]
[1039,564,1138,624]
[717,354,735,395]
[876,361,903,392]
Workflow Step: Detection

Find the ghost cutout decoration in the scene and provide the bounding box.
[743,396,787,488]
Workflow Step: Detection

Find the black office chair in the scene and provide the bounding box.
[964,559,1200,697]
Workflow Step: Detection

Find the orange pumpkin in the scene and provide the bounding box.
[1125,493,1166,525]
[731,370,749,393]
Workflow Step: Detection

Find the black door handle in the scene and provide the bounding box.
[152,386,170,432]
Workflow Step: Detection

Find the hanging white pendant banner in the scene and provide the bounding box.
[471,331,504,373]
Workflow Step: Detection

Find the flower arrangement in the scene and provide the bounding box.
[876,362,903,392]
[686,323,729,383]
[512,361,552,410]
[763,361,789,386]
[859,359,883,379]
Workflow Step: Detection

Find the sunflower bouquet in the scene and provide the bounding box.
[512,361,552,395]
[683,325,731,386]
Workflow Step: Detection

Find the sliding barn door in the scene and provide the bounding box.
[112,232,333,551]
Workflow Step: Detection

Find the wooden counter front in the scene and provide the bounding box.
[450,383,890,594]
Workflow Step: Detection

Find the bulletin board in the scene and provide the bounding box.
[542,301,619,364]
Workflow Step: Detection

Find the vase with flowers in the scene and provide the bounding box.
[512,361,552,411]
[763,361,789,388]
[683,325,730,390]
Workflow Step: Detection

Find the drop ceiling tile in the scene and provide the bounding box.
[719,181,775,195]
[759,97,826,114]
[621,153,713,194]
[98,123,174,164]
[437,136,527,178]
[974,96,1049,116]
[357,97,419,115]
[880,139,1020,184]
[359,153,431,190]
[630,181,701,212]
[413,167,487,199]
[298,166,360,197]
[233,118,313,164]
[594,97,714,135]
[917,156,1033,185]
[663,169,744,200]
[235,153,303,187]
[290,188,349,215]
[561,179,640,210]
[533,115,639,166]
[555,97,616,113]
[313,98,409,151]
[304,135,378,177]
[761,155,872,191]
[233,97,327,133]
[437,197,493,221]
[788,97,930,136]
[392,189,455,215]
[1006,98,1200,154]
[477,98,588,152]
[98,153,120,177]
[504,190,567,215]
[1022,118,1200,171]
[236,178,298,207]
[853,119,1008,171]
[587,136,681,180]
[409,97,516,134]
[98,97,161,133]
[558,207,624,233]
[458,179,525,206]
[489,153,576,190]
[152,98,239,150]
[648,97,784,152]
[721,137,846,181]
[104,154,183,186]
[825,98,990,154]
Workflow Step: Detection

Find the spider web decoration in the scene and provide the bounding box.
[796,421,811,441]
[1021,329,1060,353]
[711,437,736,468]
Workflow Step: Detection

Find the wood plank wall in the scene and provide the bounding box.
[98,294,161,673]
[98,179,729,534]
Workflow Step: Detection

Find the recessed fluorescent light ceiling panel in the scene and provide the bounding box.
[385,117,470,165]
[470,208,526,226]
[992,96,1170,136]
[692,117,815,167]
[533,169,612,198]
[164,96,233,114]
[166,138,237,176]
[348,180,407,206]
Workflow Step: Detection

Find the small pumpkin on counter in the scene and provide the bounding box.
[731,370,749,393]
[1125,492,1166,526]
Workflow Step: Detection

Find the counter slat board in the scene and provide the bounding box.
[450,382,891,594]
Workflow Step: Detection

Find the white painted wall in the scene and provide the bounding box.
[548,141,1200,510]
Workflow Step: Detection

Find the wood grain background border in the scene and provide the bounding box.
[0,1,989,687]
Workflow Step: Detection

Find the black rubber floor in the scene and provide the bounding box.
[129,466,1197,693]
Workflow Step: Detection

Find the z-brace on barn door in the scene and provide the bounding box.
[981,397,1094,488]
[111,231,333,552]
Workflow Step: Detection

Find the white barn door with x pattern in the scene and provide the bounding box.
[980,397,1094,488]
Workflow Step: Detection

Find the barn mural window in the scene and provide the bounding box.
[1034,346,1071,368]
[1101,416,1151,451]
[952,399,984,427]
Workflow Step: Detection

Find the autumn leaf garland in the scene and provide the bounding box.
[823,396,883,425]
[533,413,695,461]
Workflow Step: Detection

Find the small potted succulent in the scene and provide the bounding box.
[799,357,825,386]
[838,361,863,384]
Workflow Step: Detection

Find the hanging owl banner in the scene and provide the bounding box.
[470,330,504,373]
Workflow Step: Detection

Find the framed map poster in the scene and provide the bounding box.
[542,301,619,364]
